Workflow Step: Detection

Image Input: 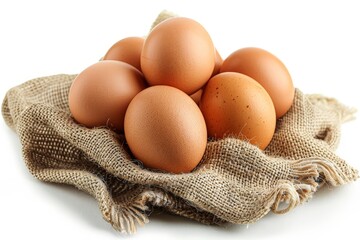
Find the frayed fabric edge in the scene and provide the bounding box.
[307,93,357,123]
[267,156,359,215]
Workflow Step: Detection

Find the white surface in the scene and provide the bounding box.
[1,0,359,239]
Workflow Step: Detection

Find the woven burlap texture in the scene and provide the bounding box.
[2,74,358,233]
[2,12,359,234]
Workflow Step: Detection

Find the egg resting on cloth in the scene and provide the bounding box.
[2,11,358,234]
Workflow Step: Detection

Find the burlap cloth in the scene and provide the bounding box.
[2,12,359,234]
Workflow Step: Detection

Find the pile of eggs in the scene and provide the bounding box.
[69,17,294,174]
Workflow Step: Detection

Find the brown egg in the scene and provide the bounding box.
[220,47,294,118]
[211,49,223,77]
[69,60,147,132]
[124,85,207,173]
[141,17,215,94]
[189,49,221,105]
[103,37,144,71]
[199,72,276,150]
[190,89,203,104]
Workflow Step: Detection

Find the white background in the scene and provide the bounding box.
[1,0,359,239]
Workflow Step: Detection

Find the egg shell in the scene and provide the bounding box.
[200,72,276,150]
[124,85,207,173]
[190,88,203,104]
[211,49,223,77]
[103,37,144,71]
[68,60,147,132]
[141,17,215,95]
[220,47,294,118]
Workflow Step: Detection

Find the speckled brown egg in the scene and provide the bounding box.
[103,37,144,71]
[220,47,294,118]
[200,72,276,150]
[124,85,207,173]
[141,17,215,94]
[68,60,147,132]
